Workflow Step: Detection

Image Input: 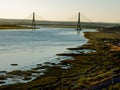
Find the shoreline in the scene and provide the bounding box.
[0,27,120,89]
[0,24,100,30]
[0,28,88,86]
[0,25,33,29]
[0,28,90,87]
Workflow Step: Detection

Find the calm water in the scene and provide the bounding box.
[0,28,94,71]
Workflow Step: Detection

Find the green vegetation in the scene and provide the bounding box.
[7,70,32,76]
[0,75,7,80]
[85,32,118,39]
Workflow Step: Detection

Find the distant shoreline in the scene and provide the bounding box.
[0,25,32,29]
[0,24,99,30]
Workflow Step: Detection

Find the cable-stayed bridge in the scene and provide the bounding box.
[0,12,119,29]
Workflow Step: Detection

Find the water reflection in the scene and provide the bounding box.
[77,30,80,35]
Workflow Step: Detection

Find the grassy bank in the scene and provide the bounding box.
[0,25,32,29]
[0,27,120,90]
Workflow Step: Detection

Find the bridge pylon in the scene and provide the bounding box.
[76,12,81,30]
[32,12,36,29]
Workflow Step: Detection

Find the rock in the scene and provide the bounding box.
[11,64,18,66]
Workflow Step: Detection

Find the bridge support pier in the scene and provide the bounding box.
[32,12,36,29]
[76,12,81,30]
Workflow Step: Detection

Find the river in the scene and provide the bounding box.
[0,28,95,72]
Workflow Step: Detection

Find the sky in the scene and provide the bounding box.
[0,0,120,23]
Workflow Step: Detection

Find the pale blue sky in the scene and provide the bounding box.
[0,0,120,22]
